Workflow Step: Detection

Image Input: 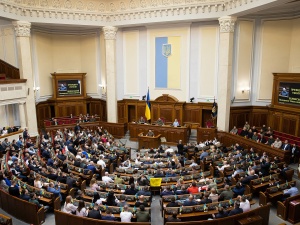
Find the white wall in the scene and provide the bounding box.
[0,25,18,67]
[33,31,99,100]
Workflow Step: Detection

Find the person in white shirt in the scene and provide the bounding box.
[198,142,206,148]
[102,172,114,183]
[120,205,133,222]
[173,119,180,127]
[189,160,198,168]
[218,161,230,171]
[97,156,106,169]
[76,200,88,217]
[238,195,250,212]
[165,146,174,153]
[63,196,78,214]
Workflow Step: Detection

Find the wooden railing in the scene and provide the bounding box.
[55,209,151,225]
[0,59,20,79]
[166,204,270,225]
[0,189,45,225]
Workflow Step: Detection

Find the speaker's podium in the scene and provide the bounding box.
[138,132,161,149]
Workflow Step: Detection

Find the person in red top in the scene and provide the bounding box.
[187,182,199,194]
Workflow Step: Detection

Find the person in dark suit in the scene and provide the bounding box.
[101,209,115,221]
[228,201,243,216]
[124,184,138,195]
[20,189,30,201]
[241,170,258,185]
[281,140,291,151]
[177,140,184,155]
[87,204,102,219]
[199,193,212,205]
[8,180,20,198]
[260,158,271,176]
[166,197,179,207]
[166,212,181,222]
[161,187,174,196]
[291,144,300,163]
[212,206,228,219]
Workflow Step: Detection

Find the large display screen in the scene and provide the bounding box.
[278,82,300,106]
[58,80,81,96]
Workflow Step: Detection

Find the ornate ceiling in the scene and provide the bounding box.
[0,0,293,27]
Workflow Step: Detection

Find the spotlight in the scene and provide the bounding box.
[190,97,195,103]
[142,95,146,101]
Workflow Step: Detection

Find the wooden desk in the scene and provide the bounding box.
[128,123,190,145]
[288,199,300,224]
[138,133,161,149]
[238,215,263,225]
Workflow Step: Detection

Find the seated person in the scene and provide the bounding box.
[199,193,212,205]
[183,195,198,206]
[283,182,299,197]
[124,183,138,195]
[212,206,228,219]
[173,119,180,127]
[219,185,234,201]
[156,118,164,126]
[161,187,174,196]
[166,212,181,222]
[272,138,282,149]
[135,195,149,207]
[228,201,243,216]
[280,87,289,97]
[146,130,154,137]
[139,116,146,124]
[187,182,199,194]
[166,197,179,207]
[102,209,115,221]
[230,126,238,134]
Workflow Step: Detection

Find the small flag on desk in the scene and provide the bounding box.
[145,88,151,120]
[211,98,217,119]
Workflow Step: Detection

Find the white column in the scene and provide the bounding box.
[12,21,39,136]
[18,102,26,129]
[217,16,237,132]
[102,26,118,123]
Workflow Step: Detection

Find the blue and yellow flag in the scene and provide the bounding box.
[145,89,151,120]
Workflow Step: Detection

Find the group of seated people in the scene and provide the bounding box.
[49,113,98,126]
[135,116,181,127]
[1,121,299,224]
[230,123,300,159]
[0,126,20,136]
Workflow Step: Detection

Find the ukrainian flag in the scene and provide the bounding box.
[145,89,151,120]
[155,36,181,89]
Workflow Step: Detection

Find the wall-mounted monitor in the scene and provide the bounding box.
[51,73,86,99]
[57,79,81,97]
[278,82,300,106]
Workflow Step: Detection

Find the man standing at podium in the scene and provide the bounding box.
[146,130,154,137]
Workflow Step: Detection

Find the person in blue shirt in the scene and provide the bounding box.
[283,183,299,197]
[173,119,180,127]
[101,209,116,221]
[47,182,62,201]
[200,149,209,160]
[183,195,198,206]
[161,187,174,196]
[16,137,24,149]
[280,87,289,97]
[86,161,97,174]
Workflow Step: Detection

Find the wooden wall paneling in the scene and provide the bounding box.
[281,115,299,136]
[202,109,213,127]
[159,106,173,123]
[269,111,282,132]
[152,105,159,122]
[197,128,217,142]
[250,107,269,127]
[229,107,251,129]
[117,101,125,123]
[137,102,145,120]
